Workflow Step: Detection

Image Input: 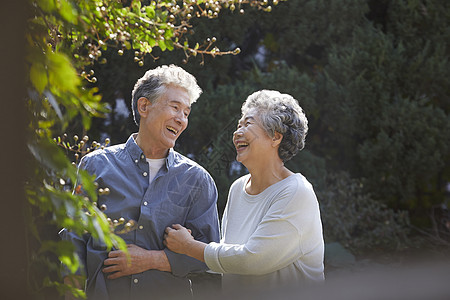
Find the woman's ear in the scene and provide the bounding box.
[137,97,150,118]
[272,131,283,147]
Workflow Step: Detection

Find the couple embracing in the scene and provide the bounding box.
[61,65,324,299]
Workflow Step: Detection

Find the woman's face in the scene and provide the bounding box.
[233,108,275,167]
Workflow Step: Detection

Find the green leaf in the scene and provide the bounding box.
[148,37,157,47]
[44,91,63,120]
[158,39,167,51]
[60,254,79,274]
[58,0,78,24]
[28,137,71,172]
[145,6,155,18]
[165,39,174,51]
[37,0,56,12]
[81,113,92,130]
[30,63,48,94]
[78,169,98,200]
[47,52,80,93]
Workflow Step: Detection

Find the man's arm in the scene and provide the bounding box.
[164,172,220,277]
[102,170,219,279]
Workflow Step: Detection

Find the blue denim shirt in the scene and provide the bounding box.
[60,134,220,299]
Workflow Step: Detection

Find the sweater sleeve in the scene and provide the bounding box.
[204,177,322,276]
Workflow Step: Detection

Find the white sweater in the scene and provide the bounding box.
[204,174,324,289]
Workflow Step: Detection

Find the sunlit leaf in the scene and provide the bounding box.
[37,0,56,12]
[165,39,174,51]
[145,6,155,18]
[48,52,80,92]
[58,0,78,24]
[30,62,48,94]
[158,39,167,51]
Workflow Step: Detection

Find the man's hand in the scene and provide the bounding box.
[102,244,171,279]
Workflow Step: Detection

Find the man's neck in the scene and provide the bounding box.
[135,134,169,159]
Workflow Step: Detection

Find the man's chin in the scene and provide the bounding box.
[164,139,177,149]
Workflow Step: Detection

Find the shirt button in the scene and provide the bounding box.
[134,159,138,164]
[140,154,145,160]
[143,201,148,206]
[139,225,144,230]
[143,172,148,177]
[134,278,139,284]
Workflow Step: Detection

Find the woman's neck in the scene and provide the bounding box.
[245,160,293,195]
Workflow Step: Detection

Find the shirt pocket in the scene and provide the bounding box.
[155,190,191,227]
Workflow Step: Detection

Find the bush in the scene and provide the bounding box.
[319,172,411,254]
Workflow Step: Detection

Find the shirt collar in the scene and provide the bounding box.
[126,133,176,168]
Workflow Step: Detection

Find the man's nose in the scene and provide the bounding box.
[174,111,187,125]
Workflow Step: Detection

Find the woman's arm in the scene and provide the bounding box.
[164,224,207,262]
[204,181,323,276]
[164,180,323,276]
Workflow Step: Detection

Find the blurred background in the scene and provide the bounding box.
[4,0,449,299]
[83,0,450,266]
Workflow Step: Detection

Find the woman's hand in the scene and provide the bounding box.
[163,224,193,254]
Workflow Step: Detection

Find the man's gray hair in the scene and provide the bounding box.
[242,90,308,162]
[131,65,202,126]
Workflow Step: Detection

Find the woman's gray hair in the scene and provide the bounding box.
[242,90,308,162]
[131,65,202,126]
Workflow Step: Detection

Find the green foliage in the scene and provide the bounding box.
[319,172,411,254]
[315,19,450,210]
[358,96,449,207]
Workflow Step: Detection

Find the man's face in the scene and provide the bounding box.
[140,84,191,152]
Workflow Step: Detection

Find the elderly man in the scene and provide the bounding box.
[60,65,220,299]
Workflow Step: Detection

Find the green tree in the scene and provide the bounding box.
[314,1,450,214]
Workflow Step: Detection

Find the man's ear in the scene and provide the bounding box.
[137,97,150,118]
[272,131,283,147]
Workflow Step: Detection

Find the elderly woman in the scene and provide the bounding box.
[164,90,324,289]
